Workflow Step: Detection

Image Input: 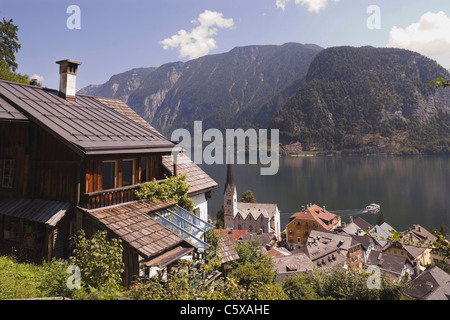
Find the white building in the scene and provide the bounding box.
[223,163,281,239]
[162,153,218,222]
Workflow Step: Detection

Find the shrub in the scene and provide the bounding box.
[69,230,124,292]
[135,173,195,212]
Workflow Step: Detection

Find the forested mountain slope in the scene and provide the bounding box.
[270,46,450,154]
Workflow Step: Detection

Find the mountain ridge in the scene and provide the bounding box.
[78,42,323,133]
[78,43,450,154]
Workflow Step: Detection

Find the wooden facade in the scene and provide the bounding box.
[0,119,79,262]
[0,120,176,265]
[81,155,170,210]
[0,77,195,284]
[0,75,218,287]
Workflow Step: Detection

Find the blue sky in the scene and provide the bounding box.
[2,0,450,90]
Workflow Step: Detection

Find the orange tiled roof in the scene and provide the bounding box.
[289,204,337,230]
[214,229,248,241]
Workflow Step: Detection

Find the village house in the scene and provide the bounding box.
[431,246,450,266]
[383,224,437,272]
[272,229,364,282]
[341,216,373,236]
[223,163,281,239]
[402,266,450,300]
[305,230,363,272]
[339,217,376,264]
[272,249,316,283]
[366,251,416,282]
[285,204,341,247]
[0,59,218,286]
[368,222,397,251]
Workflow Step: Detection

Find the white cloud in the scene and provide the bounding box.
[160,10,234,60]
[31,74,44,83]
[387,11,450,68]
[276,0,340,13]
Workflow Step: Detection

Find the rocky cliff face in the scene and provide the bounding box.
[78,67,157,103]
[126,62,186,125]
[79,43,323,135]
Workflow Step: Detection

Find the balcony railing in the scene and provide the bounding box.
[81,179,167,210]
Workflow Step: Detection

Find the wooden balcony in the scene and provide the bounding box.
[80,179,166,210]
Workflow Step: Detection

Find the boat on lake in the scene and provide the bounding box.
[362,203,380,214]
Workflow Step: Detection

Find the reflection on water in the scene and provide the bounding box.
[199,156,449,233]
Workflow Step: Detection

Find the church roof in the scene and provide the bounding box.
[236,202,278,220]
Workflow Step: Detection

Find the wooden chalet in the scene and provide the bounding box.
[0,59,217,286]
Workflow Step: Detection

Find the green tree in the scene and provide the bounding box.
[70,230,124,292]
[428,71,450,89]
[230,240,276,290]
[135,173,195,212]
[215,205,224,229]
[231,259,277,290]
[0,18,21,72]
[283,267,404,300]
[240,190,257,203]
[0,18,30,84]
[0,61,29,84]
[282,273,320,300]
[0,256,79,300]
[230,240,264,267]
[243,281,287,300]
[439,223,448,238]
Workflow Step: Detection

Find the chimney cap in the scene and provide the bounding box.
[56,59,82,75]
[56,59,82,66]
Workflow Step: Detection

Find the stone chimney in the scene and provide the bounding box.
[56,59,82,101]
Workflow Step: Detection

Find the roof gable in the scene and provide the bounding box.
[162,153,218,196]
[404,266,450,300]
[237,202,277,220]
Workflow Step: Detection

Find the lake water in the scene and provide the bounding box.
[198,155,449,234]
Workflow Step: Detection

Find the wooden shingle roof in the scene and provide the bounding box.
[162,153,218,196]
[81,200,194,259]
[217,234,240,264]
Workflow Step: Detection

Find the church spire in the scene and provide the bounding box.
[224,163,235,194]
[223,161,237,229]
